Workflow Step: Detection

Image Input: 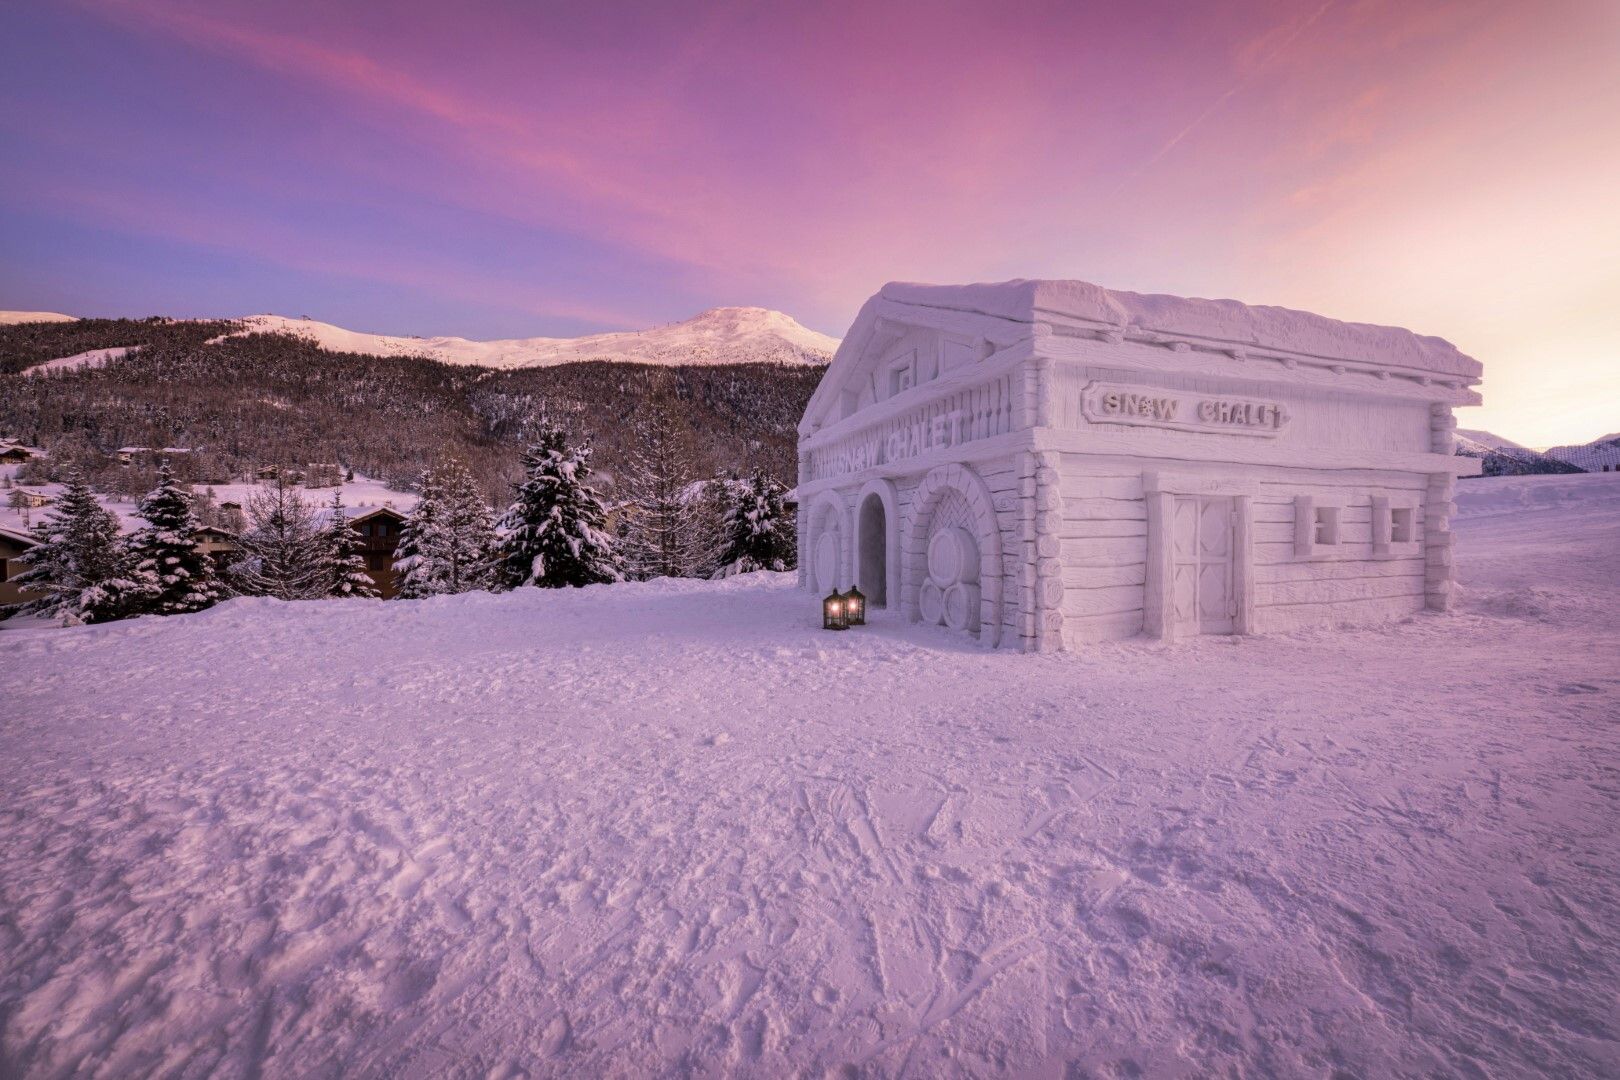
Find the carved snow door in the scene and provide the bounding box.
[1171,496,1236,635]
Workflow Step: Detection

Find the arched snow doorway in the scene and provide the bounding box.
[855,478,899,608]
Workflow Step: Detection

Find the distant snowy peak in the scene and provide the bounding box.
[0,311,78,325]
[235,306,838,370]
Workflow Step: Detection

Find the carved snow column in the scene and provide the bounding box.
[1022,354,1064,652]
[1425,404,1458,611]
[1032,450,1065,651]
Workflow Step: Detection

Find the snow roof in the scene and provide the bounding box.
[879,279,1482,380]
[0,524,37,547]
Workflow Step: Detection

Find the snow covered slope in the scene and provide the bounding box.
[3,476,1618,1076]
[231,307,837,369]
[0,310,77,325]
[1455,428,1583,476]
[20,344,133,376]
[1546,431,1620,472]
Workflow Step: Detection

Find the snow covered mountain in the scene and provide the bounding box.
[1545,432,1620,473]
[1455,429,1583,477]
[0,307,838,370]
[225,307,837,369]
[0,311,76,325]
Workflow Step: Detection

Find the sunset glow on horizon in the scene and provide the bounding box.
[2,0,1616,444]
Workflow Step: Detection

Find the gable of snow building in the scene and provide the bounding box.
[798,289,1037,439]
[802,280,1482,445]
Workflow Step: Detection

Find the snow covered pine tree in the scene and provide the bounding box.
[124,463,227,616]
[232,476,325,600]
[714,468,797,576]
[320,493,379,598]
[6,470,135,622]
[396,458,500,597]
[498,424,622,588]
[621,406,704,579]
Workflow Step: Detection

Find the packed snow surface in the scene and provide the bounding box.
[3,475,1618,1077]
[878,280,1481,379]
[226,307,836,369]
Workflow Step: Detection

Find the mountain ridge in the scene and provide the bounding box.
[0,307,838,370]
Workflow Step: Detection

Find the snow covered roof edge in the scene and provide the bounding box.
[879,279,1482,380]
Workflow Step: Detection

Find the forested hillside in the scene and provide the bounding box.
[0,318,241,376]
[0,321,823,499]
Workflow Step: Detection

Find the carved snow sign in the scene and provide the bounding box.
[1080,382,1290,438]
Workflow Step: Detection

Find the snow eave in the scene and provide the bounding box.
[878,280,1483,381]
[801,296,1480,441]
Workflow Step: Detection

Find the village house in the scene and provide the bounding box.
[348,506,407,598]
[0,526,41,608]
[194,525,242,572]
[7,488,53,510]
[0,443,40,465]
[797,280,1481,651]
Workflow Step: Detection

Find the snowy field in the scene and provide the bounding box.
[2,474,1617,1077]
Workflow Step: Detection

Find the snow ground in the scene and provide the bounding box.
[2,475,1617,1077]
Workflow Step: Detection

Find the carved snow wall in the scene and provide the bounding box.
[796,279,1481,651]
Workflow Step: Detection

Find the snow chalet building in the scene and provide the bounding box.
[796,280,1482,651]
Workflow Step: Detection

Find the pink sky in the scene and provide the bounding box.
[2,0,1616,444]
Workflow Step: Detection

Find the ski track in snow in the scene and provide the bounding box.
[1,476,1618,1077]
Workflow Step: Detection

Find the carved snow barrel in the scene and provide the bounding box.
[926,527,980,587]
[918,579,945,625]
[942,582,981,632]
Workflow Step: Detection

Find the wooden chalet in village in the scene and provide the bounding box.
[349,506,407,597]
[0,526,41,608]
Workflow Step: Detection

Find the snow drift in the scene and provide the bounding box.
[1,474,1617,1076]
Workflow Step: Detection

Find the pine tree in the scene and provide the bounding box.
[124,463,226,615]
[620,406,703,579]
[7,471,134,622]
[231,476,325,600]
[714,468,797,576]
[395,458,499,596]
[319,493,379,598]
[686,474,740,580]
[497,425,622,588]
[393,466,439,599]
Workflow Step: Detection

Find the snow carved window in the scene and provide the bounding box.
[1372,496,1420,558]
[1314,506,1341,546]
[1295,495,1345,559]
[1391,507,1414,543]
